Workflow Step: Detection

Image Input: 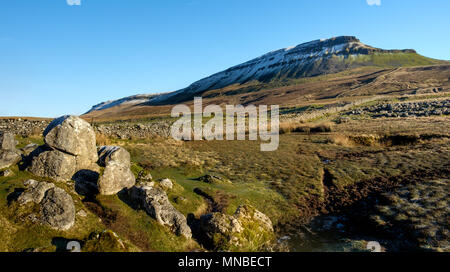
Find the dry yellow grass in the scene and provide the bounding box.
[329,134,355,147]
[96,132,114,146]
[279,121,334,134]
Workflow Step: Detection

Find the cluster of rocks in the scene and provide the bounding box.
[18,179,76,230]
[0,119,49,137]
[0,131,21,170]
[17,115,192,238]
[347,99,450,118]
[2,115,277,251]
[26,116,137,196]
[29,116,100,182]
[95,121,172,139]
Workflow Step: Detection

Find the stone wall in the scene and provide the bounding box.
[0,119,50,137]
[0,118,173,139]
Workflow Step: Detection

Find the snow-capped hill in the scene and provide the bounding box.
[150,36,415,103]
[86,36,425,112]
[87,94,161,113]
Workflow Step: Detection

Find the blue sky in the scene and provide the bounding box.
[1,0,449,117]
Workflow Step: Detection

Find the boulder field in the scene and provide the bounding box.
[0,115,276,251]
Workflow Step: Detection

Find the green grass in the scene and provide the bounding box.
[344,52,443,67]
[93,194,200,252]
[0,167,104,252]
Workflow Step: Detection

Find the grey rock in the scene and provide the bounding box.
[200,213,243,235]
[129,185,192,238]
[0,169,13,177]
[137,170,153,181]
[160,178,173,190]
[77,209,87,217]
[0,131,17,150]
[44,116,98,163]
[0,149,21,170]
[234,205,274,232]
[200,205,274,250]
[18,180,55,205]
[21,143,39,156]
[97,146,131,167]
[40,187,75,231]
[29,149,77,182]
[98,160,135,195]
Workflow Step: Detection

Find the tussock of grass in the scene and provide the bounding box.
[280,121,334,134]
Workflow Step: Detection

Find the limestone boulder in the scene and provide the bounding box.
[129,185,192,238]
[200,205,274,251]
[18,180,55,205]
[97,146,131,167]
[40,187,76,231]
[17,180,75,231]
[44,115,98,163]
[0,131,17,150]
[160,178,173,190]
[0,150,21,170]
[29,149,77,182]
[98,161,135,195]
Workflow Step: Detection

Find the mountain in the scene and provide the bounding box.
[84,36,448,119]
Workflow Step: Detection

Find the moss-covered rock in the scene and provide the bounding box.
[200,204,275,252]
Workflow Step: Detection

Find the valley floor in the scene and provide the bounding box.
[0,97,449,252]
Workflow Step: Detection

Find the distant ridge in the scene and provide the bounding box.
[86,36,445,114]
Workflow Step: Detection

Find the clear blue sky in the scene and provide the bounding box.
[1,0,449,117]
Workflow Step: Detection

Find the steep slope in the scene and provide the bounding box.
[84,36,447,119]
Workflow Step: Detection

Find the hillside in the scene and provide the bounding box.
[83,36,448,121]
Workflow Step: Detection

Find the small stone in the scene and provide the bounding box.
[0,169,13,177]
[160,178,173,190]
[77,210,87,218]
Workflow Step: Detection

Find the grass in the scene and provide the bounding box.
[1,108,449,252]
[90,194,200,252]
[344,52,443,67]
[0,166,104,252]
[279,121,334,134]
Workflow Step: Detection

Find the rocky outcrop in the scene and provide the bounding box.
[18,180,75,231]
[129,185,192,238]
[26,116,136,196]
[97,145,135,195]
[0,131,21,170]
[199,205,274,251]
[29,116,99,182]
[0,169,13,177]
